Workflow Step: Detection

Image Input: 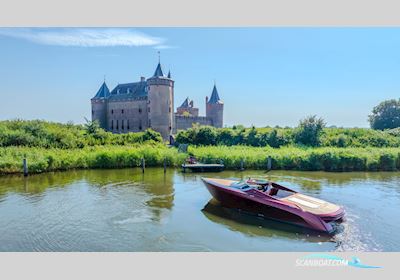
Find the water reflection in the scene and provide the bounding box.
[202,199,333,243]
[0,168,175,209]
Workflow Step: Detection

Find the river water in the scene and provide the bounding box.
[0,168,399,252]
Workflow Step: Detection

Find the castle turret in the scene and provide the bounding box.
[177,97,199,116]
[146,61,174,139]
[206,83,224,128]
[91,81,110,129]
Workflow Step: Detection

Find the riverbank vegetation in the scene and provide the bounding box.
[188,146,400,172]
[0,119,163,148]
[1,118,400,174]
[0,144,186,174]
[176,122,400,148]
[1,145,400,174]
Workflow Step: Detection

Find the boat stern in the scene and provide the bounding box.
[319,206,345,222]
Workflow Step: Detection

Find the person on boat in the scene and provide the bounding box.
[187,156,197,164]
[258,182,270,192]
[268,182,279,196]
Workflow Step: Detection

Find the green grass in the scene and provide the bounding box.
[188,145,400,172]
[0,144,186,174]
[1,144,400,174]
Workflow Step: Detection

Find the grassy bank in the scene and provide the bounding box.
[189,146,400,172]
[0,144,186,174]
[1,145,400,174]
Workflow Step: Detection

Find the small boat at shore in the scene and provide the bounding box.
[182,156,224,172]
[201,177,344,233]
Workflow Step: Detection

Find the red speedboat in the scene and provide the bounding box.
[201,178,344,233]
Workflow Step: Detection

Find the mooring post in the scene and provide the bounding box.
[141,158,145,173]
[23,158,28,177]
[240,159,244,171]
[163,157,167,173]
[267,156,272,171]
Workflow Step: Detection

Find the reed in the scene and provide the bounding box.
[1,145,400,174]
[188,145,400,172]
[0,144,186,174]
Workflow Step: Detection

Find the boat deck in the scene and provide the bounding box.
[281,193,341,215]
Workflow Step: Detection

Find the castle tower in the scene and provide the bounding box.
[146,61,174,139]
[91,81,110,129]
[206,83,224,128]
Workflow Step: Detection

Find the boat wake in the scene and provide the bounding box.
[333,213,382,252]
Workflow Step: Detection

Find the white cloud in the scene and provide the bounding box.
[153,45,178,50]
[0,28,165,47]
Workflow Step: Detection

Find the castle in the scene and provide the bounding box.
[91,61,224,139]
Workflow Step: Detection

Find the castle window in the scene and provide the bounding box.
[111,109,114,115]
[139,108,142,113]
[148,107,150,113]
[117,89,120,94]
[121,109,124,114]
[111,120,114,130]
[127,120,130,130]
[122,120,124,130]
[169,107,171,113]
[116,120,119,130]
[127,88,130,93]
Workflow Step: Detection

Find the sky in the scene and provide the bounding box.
[0,28,399,128]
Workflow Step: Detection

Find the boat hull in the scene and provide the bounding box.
[202,179,343,233]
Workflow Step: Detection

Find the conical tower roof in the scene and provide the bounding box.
[208,84,223,104]
[179,97,190,108]
[153,62,164,77]
[93,82,110,99]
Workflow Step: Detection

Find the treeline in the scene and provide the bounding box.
[176,120,400,148]
[0,120,163,149]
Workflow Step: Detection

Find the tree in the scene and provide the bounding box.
[267,129,290,148]
[369,99,400,130]
[294,115,326,146]
[195,126,217,145]
[84,119,101,135]
[142,129,163,143]
[216,128,235,145]
[245,126,259,146]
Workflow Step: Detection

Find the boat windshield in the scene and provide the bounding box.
[230,181,252,190]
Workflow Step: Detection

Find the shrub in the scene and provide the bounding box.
[0,120,163,148]
[294,115,326,147]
